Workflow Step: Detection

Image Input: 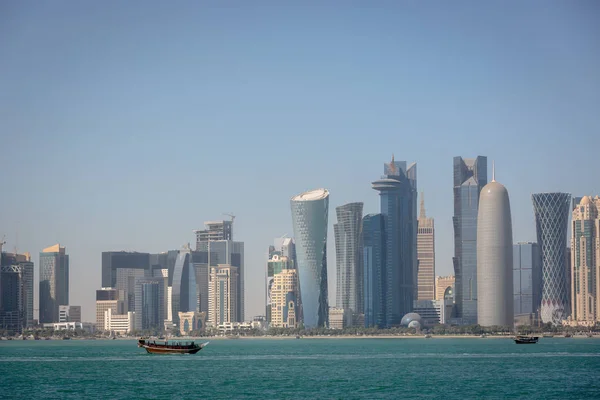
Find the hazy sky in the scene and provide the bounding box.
[1,1,599,322]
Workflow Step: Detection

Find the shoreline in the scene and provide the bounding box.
[94,334,599,341]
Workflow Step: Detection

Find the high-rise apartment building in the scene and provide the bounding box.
[334,202,364,326]
[208,264,239,326]
[266,243,296,325]
[570,196,600,324]
[194,220,233,251]
[39,244,69,323]
[417,193,435,300]
[372,156,417,326]
[290,188,330,328]
[532,192,571,324]
[477,172,513,327]
[362,213,385,328]
[0,252,34,332]
[453,156,487,324]
[270,269,299,328]
[435,276,455,301]
[513,242,542,317]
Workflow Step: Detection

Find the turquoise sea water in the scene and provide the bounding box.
[1,338,600,399]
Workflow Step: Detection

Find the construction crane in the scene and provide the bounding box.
[0,235,5,253]
[223,213,236,224]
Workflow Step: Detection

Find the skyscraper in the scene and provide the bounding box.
[570,196,600,323]
[194,220,233,251]
[192,239,244,322]
[362,213,385,328]
[270,269,299,328]
[171,244,197,327]
[266,243,296,326]
[477,170,513,327]
[334,202,364,325]
[208,264,239,326]
[101,251,150,289]
[372,156,417,326]
[39,244,69,323]
[417,193,435,300]
[513,242,542,317]
[453,156,487,324]
[134,277,165,331]
[532,192,571,324]
[290,188,330,328]
[0,252,34,332]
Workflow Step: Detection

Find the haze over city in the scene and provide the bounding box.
[1,1,599,322]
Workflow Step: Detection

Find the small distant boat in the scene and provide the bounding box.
[564,333,572,338]
[138,338,209,355]
[62,336,71,340]
[424,334,432,338]
[295,335,301,339]
[514,335,539,344]
[480,334,487,338]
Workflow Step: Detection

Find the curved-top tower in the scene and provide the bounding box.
[290,188,329,328]
[532,192,571,324]
[477,171,513,327]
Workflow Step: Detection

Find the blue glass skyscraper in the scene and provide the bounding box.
[372,156,417,327]
[363,213,385,328]
[452,156,487,324]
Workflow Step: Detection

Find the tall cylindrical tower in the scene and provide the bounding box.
[477,176,514,327]
[290,188,330,328]
[532,192,571,324]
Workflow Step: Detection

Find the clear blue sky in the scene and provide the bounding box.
[1,1,598,322]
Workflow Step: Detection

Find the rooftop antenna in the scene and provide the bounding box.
[419,192,426,219]
[492,160,496,182]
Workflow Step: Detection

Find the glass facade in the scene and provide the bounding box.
[363,214,385,328]
[372,158,417,327]
[101,251,150,289]
[452,156,487,324]
[134,278,164,330]
[39,246,69,323]
[513,243,542,316]
[171,245,197,326]
[334,202,364,320]
[290,189,329,328]
[532,192,571,324]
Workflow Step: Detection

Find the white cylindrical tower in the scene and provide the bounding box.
[477,172,514,327]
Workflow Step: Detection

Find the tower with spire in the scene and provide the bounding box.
[417,192,435,300]
[371,155,418,326]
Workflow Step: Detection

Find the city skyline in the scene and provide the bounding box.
[2,2,599,322]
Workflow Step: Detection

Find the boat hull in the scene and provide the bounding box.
[514,336,539,344]
[143,345,202,354]
[138,339,209,355]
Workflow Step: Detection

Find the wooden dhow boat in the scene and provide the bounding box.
[138,338,209,354]
[514,335,539,344]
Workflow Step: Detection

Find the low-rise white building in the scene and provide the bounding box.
[104,309,135,334]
